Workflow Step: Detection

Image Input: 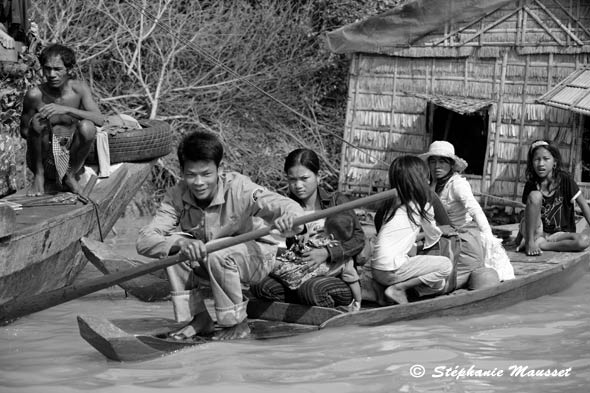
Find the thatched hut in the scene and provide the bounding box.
[327,0,590,205]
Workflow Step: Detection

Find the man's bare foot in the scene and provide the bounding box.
[63,171,83,195]
[168,311,215,340]
[525,239,542,256]
[212,320,250,341]
[384,285,408,305]
[27,174,45,196]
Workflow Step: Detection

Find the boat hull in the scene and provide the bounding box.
[77,247,590,361]
[320,249,590,328]
[0,162,154,311]
[77,315,319,362]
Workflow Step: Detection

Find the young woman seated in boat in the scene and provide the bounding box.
[419,141,493,289]
[370,155,453,305]
[251,148,365,311]
[517,140,590,256]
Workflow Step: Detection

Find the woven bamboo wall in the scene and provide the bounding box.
[339,52,588,198]
[339,0,590,203]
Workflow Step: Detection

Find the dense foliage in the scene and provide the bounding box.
[1,0,402,213]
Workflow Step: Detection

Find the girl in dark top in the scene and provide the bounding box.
[519,140,590,256]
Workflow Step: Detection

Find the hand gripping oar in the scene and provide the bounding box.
[0,188,397,325]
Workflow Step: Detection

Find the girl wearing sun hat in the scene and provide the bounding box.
[419,140,494,289]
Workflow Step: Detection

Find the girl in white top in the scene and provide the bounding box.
[420,141,492,288]
[371,155,452,305]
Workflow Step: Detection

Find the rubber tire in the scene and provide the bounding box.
[86,119,172,164]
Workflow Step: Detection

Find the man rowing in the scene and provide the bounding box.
[136,130,305,340]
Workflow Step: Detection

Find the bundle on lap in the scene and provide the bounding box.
[270,213,356,290]
[250,148,365,312]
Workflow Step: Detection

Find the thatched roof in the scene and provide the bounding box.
[325,0,516,54]
[538,68,590,115]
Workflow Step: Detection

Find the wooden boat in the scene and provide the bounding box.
[0,161,155,321]
[78,247,590,361]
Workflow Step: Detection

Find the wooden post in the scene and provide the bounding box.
[516,0,524,45]
[464,57,469,93]
[388,58,398,164]
[575,114,585,182]
[489,51,509,199]
[570,112,583,181]
[545,53,554,140]
[339,54,360,194]
[515,55,530,199]
[482,57,500,207]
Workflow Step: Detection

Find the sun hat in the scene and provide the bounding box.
[419,140,468,173]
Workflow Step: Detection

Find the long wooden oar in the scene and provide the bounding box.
[0,188,397,325]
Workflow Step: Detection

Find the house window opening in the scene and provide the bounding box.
[430,105,489,176]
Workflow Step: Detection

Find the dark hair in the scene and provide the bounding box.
[177,130,223,169]
[325,213,355,241]
[284,148,320,174]
[525,140,566,184]
[377,155,431,229]
[39,44,77,69]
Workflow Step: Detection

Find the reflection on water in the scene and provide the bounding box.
[1,217,589,393]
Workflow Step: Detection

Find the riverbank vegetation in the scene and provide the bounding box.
[1,0,401,215]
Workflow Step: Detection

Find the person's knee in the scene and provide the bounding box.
[576,234,590,251]
[526,191,543,206]
[77,120,97,142]
[439,257,453,276]
[29,119,47,136]
[250,277,285,301]
[207,253,238,275]
[297,280,329,306]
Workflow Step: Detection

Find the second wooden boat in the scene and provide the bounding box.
[0,161,155,323]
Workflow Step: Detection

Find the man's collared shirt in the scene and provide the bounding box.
[137,171,303,258]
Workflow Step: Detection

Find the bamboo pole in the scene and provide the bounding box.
[521,3,528,45]
[545,53,554,140]
[568,112,582,176]
[533,0,583,45]
[339,54,361,194]
[482,57,499,208]
[489,51,509,203]
[516,0,524,45]
[515,55,530,199]
[388,58,398,162]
